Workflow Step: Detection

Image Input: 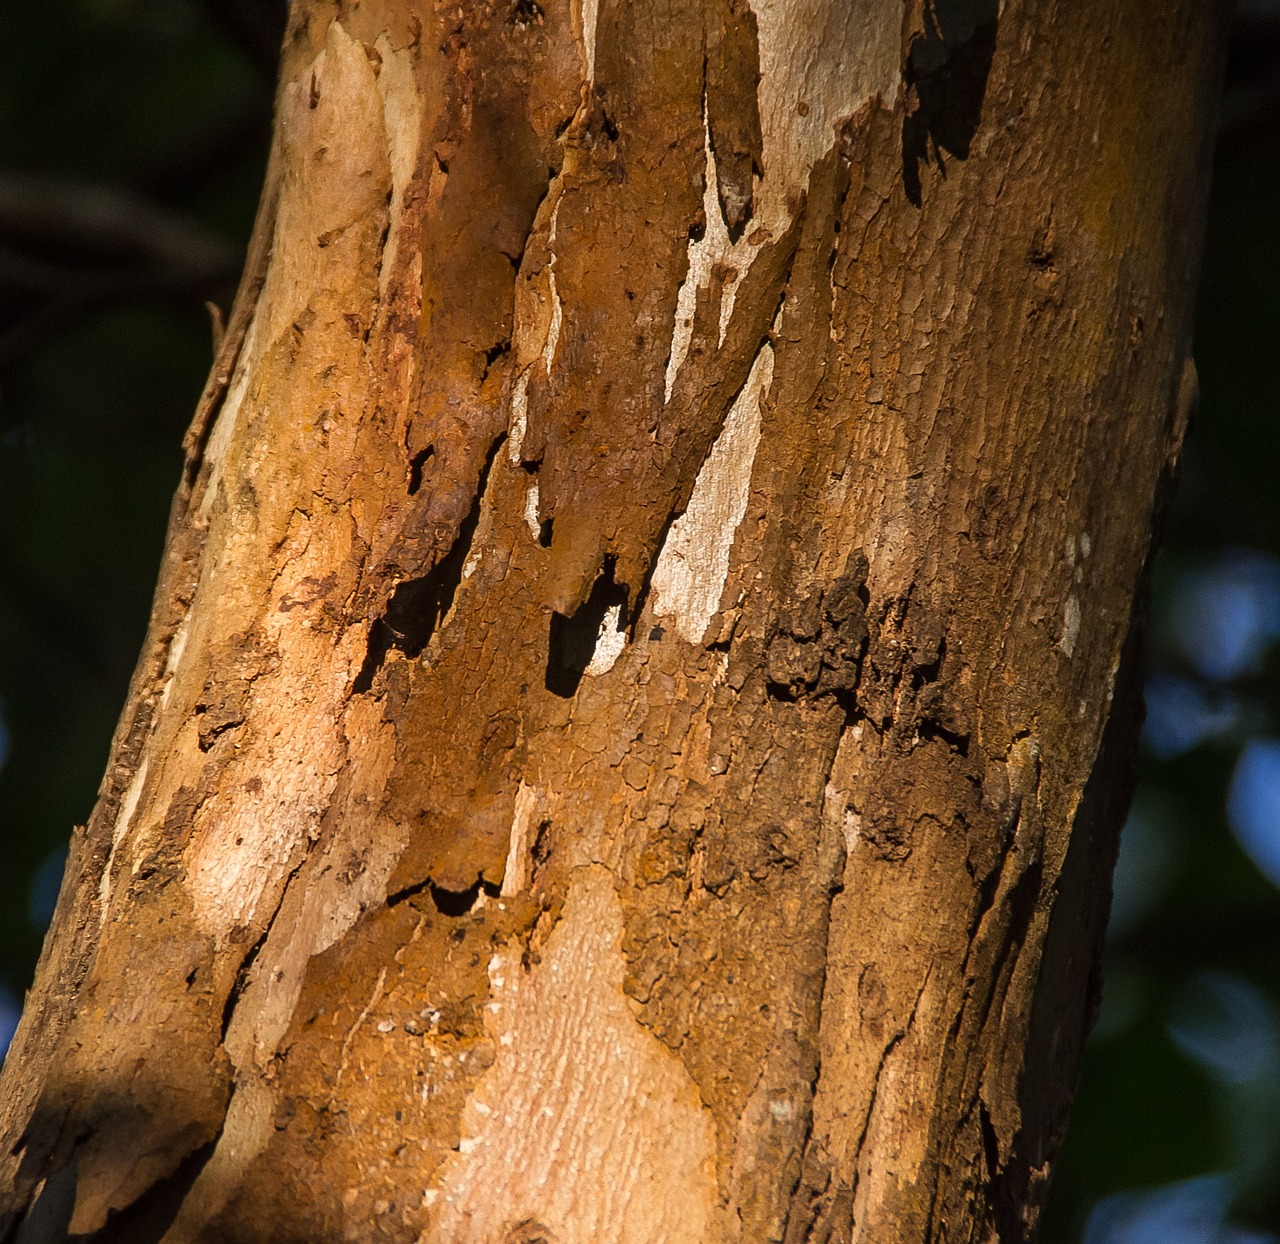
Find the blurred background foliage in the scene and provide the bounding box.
[0,3,1277,1241]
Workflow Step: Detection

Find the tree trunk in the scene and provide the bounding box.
[0,2,1226,1241]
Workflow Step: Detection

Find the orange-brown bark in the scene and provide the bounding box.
[0,2,1226,1241]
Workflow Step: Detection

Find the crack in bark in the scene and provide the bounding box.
[545,557,629,697]
[851,970,930,1173]
[354,432,505,693]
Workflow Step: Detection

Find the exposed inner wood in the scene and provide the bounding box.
[0,2,1225,1242]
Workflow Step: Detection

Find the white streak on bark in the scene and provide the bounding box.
[508,371,529,464]
[652,343,774,643]
[425,867,720,1243]
[665,2,899,400]
[501,782,538,897]
[749,0,900,233]
[372,35,420,303]
[842,809,861,854]
[577,0,600,83]
[665,110,755,402]
[508,199,561,459]
[96,758,150,922]
[584,605,626,676]
[543,262,562,373]
[523,480,541,541]
[163,609,192,687]
[115,763,149,856]
[1060,595,1081,658]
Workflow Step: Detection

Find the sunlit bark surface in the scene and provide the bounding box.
[0,2,1226,1240]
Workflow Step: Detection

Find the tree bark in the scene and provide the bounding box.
[0,2,1226,1241]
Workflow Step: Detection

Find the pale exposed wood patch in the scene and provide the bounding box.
[509,371,530,464]
[543,204,564,372]
[94,754,150,923]
[575,0,600,83]
[522,479,541,540]
[509,198,562,479]
[749,0,899,233]
[666,114,736,399]
[112,759,148,854]
[822,723,864,856]
[373,35,422,303]
[665,2,898,402]
[500,783,539,897]
[424,866,721,1243]
[652,342,773,643]
[1059,594,1081,658]
[222,694,403,1066]
[583,604,626,675]
[178,20,391,941]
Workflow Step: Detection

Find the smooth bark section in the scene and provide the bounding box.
[0,2,1226,1242]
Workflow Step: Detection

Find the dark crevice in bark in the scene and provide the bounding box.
[979,1098,1001,1183]
[385,876,432,907]
[354,433,504,693]
[369,188,393,317]
[406,444,434,497]
[1005,570,1156,1237]
[923,848,1045,1240]
[764,553,869,702]
[74,1136,219,1244]
[429,878,501,917]
[506,0,545,31]
[979,1098,1027,1244]
[780,736,859,1242]
[220,923,271,1043]
[480,338,511,382]
[545,557,628,698]
[782,973,845,1237]
[529,819,553,892]
[629,509,679,633]
[386,876,500,917]
[850,972,930,1170]
[901,0,1000,206]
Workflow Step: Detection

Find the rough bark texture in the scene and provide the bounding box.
[0,2,1226,1241]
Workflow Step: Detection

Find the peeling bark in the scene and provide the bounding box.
[0,2,1227,1242]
